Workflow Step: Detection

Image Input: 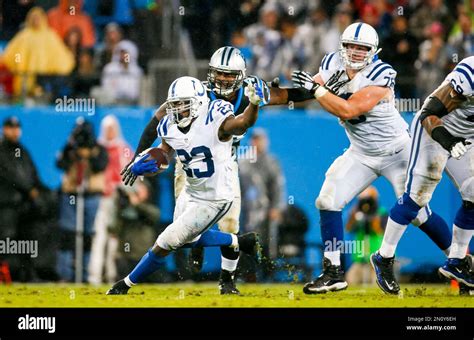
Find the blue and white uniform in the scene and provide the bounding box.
[316,52,429,225]
[156,96,236,250]
[405,56,474,207]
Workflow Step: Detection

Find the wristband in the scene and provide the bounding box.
[431,126,456,151]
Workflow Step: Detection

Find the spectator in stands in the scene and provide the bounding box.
[89,115,132,285]
[244,2,282,79]
[239,128,286,281]
[345,187,386,285]
[47,0,96,48]
[72,48,99,98]
[94,23,123,72]
[447,12,474,65]
[271,15,309,84]
[318,4,353,59]
[415,21,449,99]
[0,117,41,281]
[56,118,108,282]
[299,7,332,73]
[1,7,75,98]
[381,15,419,98]
[96,40,143,105]
[0,0,36,41]
[64,27,83,74]
[409,0,454,40]
[359,2,392,41]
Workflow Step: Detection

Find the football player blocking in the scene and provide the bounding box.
[107,76,266,295]
[292,22,455,295]
[372,56,474,295]
[115,46,313,295]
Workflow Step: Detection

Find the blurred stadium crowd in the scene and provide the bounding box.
[0,0,472,284]
[0,0,472,105]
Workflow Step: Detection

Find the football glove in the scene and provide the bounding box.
[291,70,328,98]
[120,159,138,186]
[245,75,270,106]
[450,139,471,159]
[245,82,265,106]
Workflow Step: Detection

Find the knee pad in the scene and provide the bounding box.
[390,193,422,225]
[454,200,474,230]
[218,217,239,234]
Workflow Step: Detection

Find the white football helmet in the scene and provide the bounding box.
[339,22,381,70]
[208,46,246,98]
[166,76,208,128]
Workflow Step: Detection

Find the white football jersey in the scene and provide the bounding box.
[157,99,235,202]
[319,52,409,156]
[443,56,474,139]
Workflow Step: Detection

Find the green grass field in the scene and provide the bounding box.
[0,283,473,307]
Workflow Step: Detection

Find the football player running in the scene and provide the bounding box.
[107,76,265,294]
[371,56,474,295]
[292,22,452,294]
[120,46,313,294]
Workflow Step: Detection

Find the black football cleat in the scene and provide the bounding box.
[303,257,348,294]
[237,232,262,263]
[106,279,130,295]
[370,251,400,295]
[189,247,205,274]
[439,257,474,288]
[218,270,240,295]
[460,255,474,296]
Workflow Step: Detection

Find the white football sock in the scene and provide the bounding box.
[379,218,407,258]
[124,275,136,287]
[230,234,239,249]
[221,256,239,272]
[324,250,341,266]
[448,225,474,259]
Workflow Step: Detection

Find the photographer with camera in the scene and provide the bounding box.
[56,118,108,282]
[111,180,163,282]
[345,186,387,285]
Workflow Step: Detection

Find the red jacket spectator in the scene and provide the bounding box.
[48,0,96,48]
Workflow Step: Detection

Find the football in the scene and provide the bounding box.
[140,147,170,176]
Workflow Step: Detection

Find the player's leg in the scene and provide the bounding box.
[106,193,234,294]
[372,120,449,294]
[381,146,451,256]
[215,161,241,294]
[304,149,378,294]
[439,151,474,287]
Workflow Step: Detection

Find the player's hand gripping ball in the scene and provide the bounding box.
[121,148,170,186]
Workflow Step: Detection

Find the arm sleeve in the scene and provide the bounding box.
[134,116,160,157]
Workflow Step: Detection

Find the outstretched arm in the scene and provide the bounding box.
[292,71,390,120]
